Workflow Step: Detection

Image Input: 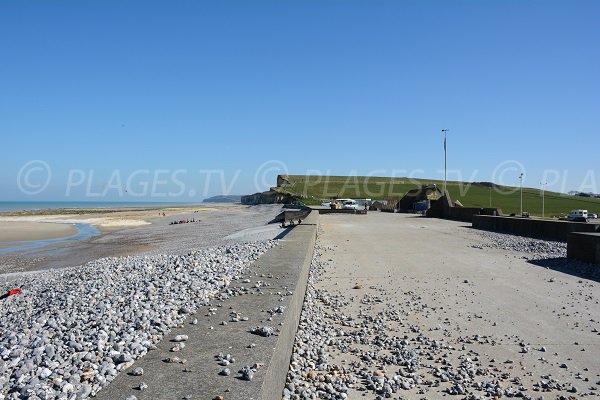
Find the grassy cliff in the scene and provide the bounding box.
[278,175,600,217]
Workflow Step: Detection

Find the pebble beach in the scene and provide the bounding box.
[0,204,283,399]
[0,242,276,399]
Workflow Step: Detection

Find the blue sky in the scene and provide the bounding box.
[1,0,598,201]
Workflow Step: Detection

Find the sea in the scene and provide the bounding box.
[0,201,203,212]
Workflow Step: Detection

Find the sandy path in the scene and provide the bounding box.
[313,212,599,398]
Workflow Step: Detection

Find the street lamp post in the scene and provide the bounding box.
[442,129,449,194]
[541,181,548,218]
[519,173,524,216]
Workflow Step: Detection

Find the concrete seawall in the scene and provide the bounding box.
[261,211,317,399]
[97,212,318,400]
[473,215,599,241]
[568,232,600,264]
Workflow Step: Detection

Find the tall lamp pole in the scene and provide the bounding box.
[541,181,548,218]
[519,173,524,216]
[442,129,449,194]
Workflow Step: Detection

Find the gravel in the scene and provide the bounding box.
[0,240,277,399]
[473,230,600,279]
[286,245,428,399]
[473,231,567,259]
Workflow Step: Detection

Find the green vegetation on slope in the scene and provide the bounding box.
[279,175,600,217]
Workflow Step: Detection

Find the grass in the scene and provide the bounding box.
[278,175,600,217]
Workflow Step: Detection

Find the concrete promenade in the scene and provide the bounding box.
[311,212,600,398]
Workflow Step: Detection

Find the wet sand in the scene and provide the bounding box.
[0,204,282,275]
[0,221,78,243]
[0,204,235,233]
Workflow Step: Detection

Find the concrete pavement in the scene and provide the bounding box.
[311,212,600,398]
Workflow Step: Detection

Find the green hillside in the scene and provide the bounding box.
[276,175,600,217]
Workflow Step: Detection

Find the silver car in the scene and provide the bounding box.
[342,200,360,210]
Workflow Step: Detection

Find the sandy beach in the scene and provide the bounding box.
[0,221,77,242]
[0,204,236,233]
[0,204,281,275]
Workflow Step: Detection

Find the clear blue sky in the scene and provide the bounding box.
[1,0,598,201]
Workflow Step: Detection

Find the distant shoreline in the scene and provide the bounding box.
[0,204,278,275]
[0,201,208,216]
[0,204,244,254]
[0,204,241,229]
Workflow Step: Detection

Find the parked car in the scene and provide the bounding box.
[342,200,360,210]
[320,200,331,207]
[588,213,598,219]
[567,209,588,221]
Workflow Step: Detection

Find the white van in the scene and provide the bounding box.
[567,209,588,221]
[342,200,360,210]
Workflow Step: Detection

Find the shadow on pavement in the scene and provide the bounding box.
[274,226,294,240]
[527,257,600,282]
